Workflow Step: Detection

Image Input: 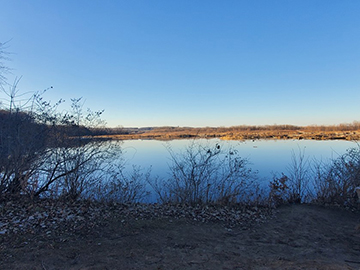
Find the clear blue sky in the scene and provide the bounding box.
[1,0,360,127]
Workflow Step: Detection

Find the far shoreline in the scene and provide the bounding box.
[94,124,360,141]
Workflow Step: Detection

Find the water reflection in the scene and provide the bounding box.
[121,139,356,185]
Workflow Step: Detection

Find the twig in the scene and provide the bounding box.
[345,259,360,264]
[41,260,48,270]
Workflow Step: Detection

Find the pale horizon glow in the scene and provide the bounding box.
[1,1,360,128]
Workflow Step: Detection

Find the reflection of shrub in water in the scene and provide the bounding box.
[150,141,258,205]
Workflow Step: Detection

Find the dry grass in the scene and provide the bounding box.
[93,123,360,141]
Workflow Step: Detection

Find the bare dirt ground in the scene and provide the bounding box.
[1,204,360,270]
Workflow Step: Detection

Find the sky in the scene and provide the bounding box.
[1,0,360,128]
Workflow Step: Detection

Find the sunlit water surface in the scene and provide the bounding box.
[120,139,356,201]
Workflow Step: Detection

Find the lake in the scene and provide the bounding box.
[120,138,356,201]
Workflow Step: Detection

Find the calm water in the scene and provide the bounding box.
[121,138,356,184]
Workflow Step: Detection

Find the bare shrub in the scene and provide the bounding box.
[93,165,150,203]
[286,147,312,203]
[32,141,119,200]
[29,98,120,200]
[0,81,51,197]
[0,79,121,201]
[313,147,360,206]
[268,147,312,206]
[150,141,257,205]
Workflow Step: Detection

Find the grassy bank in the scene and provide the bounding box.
[94,124,360,141]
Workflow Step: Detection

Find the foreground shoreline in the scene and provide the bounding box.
[1,199,359,269]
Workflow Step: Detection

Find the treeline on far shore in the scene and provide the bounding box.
[93,122,360,141]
